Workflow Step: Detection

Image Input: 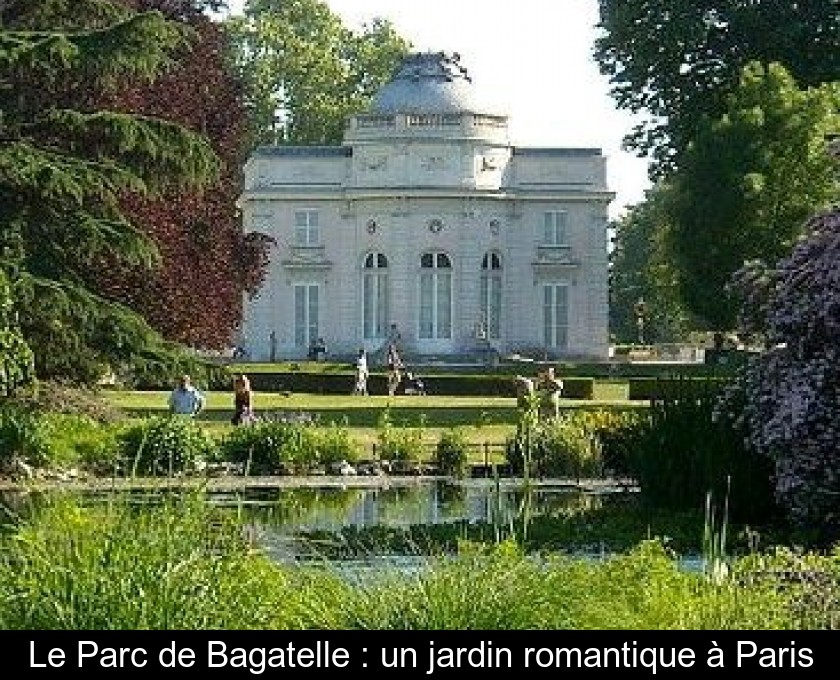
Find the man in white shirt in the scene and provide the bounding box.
[353,349,369,396]
[168,374,205,416]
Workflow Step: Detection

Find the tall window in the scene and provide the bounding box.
[543,283,569,349]
[362,252,388,339]
[294,209,319,246]
[543,210,568,246]
[480,252,502,340]
[419,252,452,340]
[294,284,319,348]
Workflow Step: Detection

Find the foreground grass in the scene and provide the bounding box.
[0,497,837,629]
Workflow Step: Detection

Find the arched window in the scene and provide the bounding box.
[419,252,452,340]
[362,252,388,339]
[480,252,502,340]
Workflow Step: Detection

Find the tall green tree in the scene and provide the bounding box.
[594,0,840,174]
[231,0,410,146]
[0,269,33,396]
[609,185,692,344]
[0,0,220,382]
[666,62,839,330]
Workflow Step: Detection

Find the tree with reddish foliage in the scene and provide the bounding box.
[1,0,232,384]
[89,0,272,349]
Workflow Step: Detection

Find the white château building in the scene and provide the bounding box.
[239,52,613,362]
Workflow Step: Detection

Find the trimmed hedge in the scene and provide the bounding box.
[247,371,595,399]
[232,360,737,379]
[627,377,731,401]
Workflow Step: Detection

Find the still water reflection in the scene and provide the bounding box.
[204,480,622,532]
[0,480,636,566]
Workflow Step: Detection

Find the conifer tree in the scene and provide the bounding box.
[0,0,220,382]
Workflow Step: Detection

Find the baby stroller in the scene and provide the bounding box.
[402,370,427,396]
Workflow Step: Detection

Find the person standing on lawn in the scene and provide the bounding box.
[231,374,255,425]
[386,342,403,397]
[168,374,205,417]
[353,348,369,396]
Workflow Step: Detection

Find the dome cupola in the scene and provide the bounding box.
[369,51,500,115]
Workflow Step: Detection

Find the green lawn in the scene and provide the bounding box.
[106,386,637,426]
[104,387,640,462]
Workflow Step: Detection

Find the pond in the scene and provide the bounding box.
[0,478,714,579]
[0,478,637,563]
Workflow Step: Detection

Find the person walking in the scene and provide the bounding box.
[231,374,255,425]
[386,342,403,397]
[168,374,205,417]
[352,348,369,396]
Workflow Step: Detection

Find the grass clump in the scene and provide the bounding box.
[0,497,290,629]
[0,496,837,630]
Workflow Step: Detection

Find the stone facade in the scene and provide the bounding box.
[240,52,613,361]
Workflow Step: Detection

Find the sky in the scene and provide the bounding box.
[224,0,652,219]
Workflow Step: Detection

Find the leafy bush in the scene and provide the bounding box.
[435,428,470,477]
[0,404,53,468]
[124,351,232,391]
[313,421,362,466]
[0,270,35,397]
[0,328,34,397]
[376,409,424,464]
[506,414,603,479]
[43,414,123,473]
[219,420,321,474]
[119,416,216,476]
[727,208,840,537]
[575,409,650,476]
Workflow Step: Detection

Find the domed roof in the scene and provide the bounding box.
[369,52,501,115]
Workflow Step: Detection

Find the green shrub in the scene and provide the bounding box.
[506,414,603,479]
[435,428,470,477]
[0,404,53,468]
[0,270,35,397]
[126,353,232,391]
[43,414,123,473]
[376,409,424,464]
[313,421,362,466]
[627,376,730,401]
[219,420,321,474]
[119,416,215,476]
[574,410,650,477]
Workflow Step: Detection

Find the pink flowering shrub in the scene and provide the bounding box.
[732,207,840,534]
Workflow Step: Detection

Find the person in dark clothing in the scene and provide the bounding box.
[386,342,403,396]
[231,374,255,425]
